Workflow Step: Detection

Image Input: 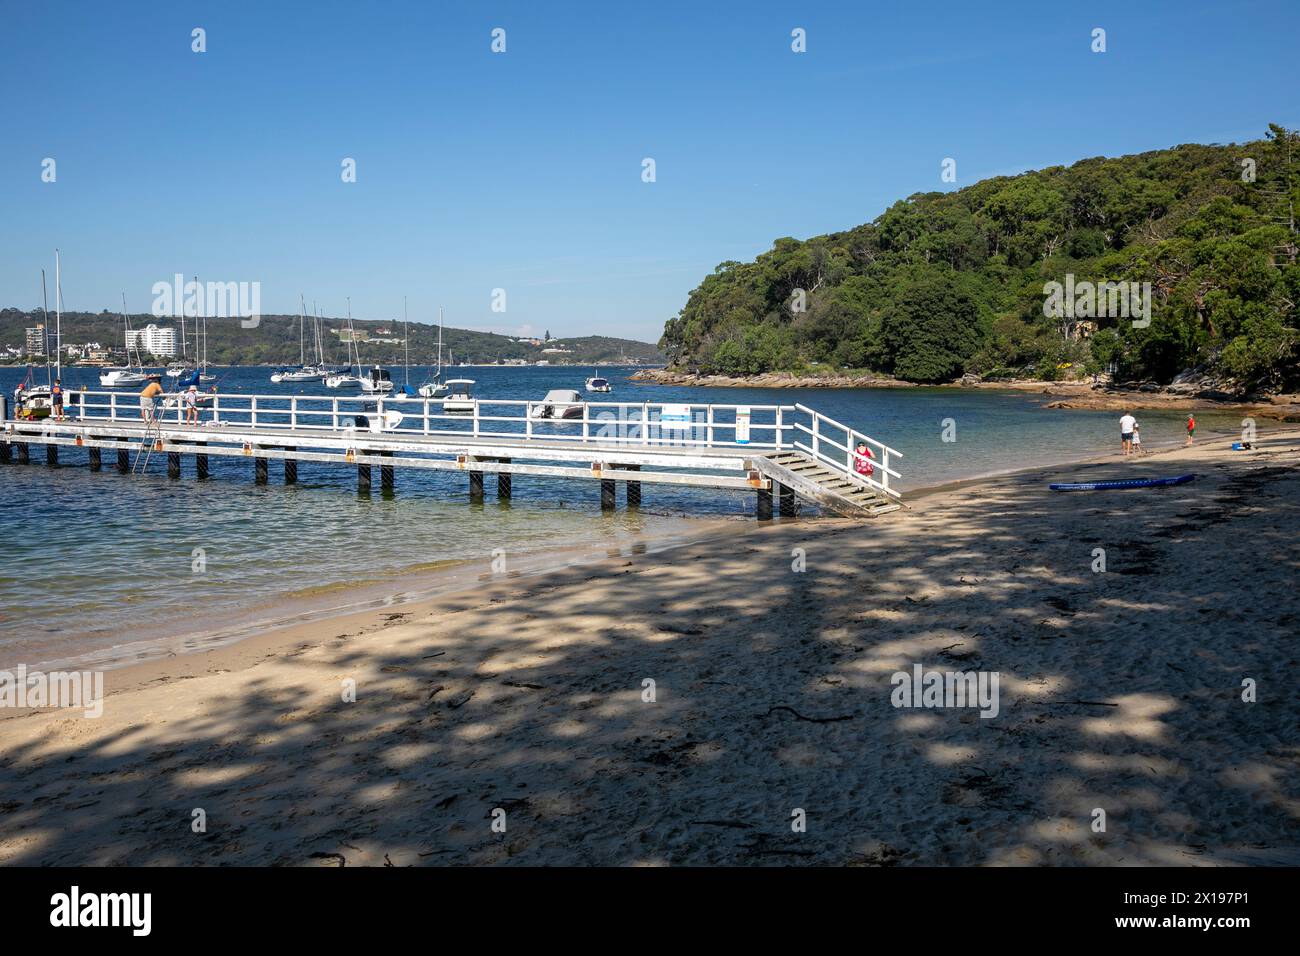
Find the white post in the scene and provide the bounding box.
[582,403,589,442]
[290,396,298,429]
[706,405,714,447]
[110,392,117,421]
[251,396,258,428]
[812,412,820,460]
[423,400,430,435]
[473,401,480,437]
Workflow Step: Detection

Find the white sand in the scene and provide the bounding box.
[2,431,1297,865]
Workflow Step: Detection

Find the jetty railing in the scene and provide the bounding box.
[792,403,903,497]
[33,388,904,494]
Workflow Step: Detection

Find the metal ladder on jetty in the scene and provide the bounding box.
[132,416,163,474]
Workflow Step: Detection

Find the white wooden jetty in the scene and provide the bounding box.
[0,390,902,518]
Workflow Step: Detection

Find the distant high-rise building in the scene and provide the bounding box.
[25,325,46,356]
[125,323,178,357]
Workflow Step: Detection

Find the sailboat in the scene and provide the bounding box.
[166,276,198,378]
[392,297,420,398]
[324,299,364,388]
[356,300,393,394]
[274,296,326,382]
[16,253,68,419]
[198,309,215,383]
[417,306,450,399]
[100,293,150,387]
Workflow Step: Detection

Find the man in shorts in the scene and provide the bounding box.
[1119,411,1137,456]
[140,377,164,423]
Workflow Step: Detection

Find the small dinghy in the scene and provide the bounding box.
[1049,474,1196,491]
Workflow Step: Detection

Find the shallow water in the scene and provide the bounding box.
[0,363,1259,668]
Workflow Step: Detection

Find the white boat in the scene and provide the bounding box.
[273,297,325,383]
[325,368,363,389]
[530,388,585,420]
[360,366,394,393]
[440,378,476,414]
[101,295,152,387]
[326,299,366,388]
[100,368,150,387]
[351,408,404,433]
[165,362,193,379]
[418,306,450,398]
[585,371,612,393]
[279,365,326,382]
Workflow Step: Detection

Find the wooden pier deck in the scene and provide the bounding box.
[1,390,903,518]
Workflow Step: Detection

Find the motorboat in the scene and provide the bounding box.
[99,368,150,387]
[440,378,476,414]
[585,371,612,393]
[360,366,394,393]
[529,388,585,420]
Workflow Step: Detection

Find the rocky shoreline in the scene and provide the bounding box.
[629,368,1300,420]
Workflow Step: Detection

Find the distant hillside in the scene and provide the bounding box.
[661,124,1300,392]
[0,309,663,367]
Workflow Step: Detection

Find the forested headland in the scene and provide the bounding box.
[659,125,1299,395]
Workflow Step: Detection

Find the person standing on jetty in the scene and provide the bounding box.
[183,385,199,425]
[139,377,164,423]
[1119,411,1137,456]
[1186,413,1196,446]
[51,378,64,422]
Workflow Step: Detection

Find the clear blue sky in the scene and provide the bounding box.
[2,0,1296,343]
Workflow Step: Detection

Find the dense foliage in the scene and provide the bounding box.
[661,126,1300,391]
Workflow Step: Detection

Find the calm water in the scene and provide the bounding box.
[0,363,1257,668]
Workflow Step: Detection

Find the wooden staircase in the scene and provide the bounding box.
[754,449,903,518]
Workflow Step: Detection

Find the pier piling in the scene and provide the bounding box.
[255,453,268,485]
[380,451,394,491]
[778,482,796,517]
[88,447,101,471]
[469,469,484,500]
[284,448,297,484]
[357,458,372,492]
[0,442,10,465]
[601,478,616,510]
[46,444,58,466]
[16,443,29,464]
[196,442,208,480]
[167,451,181,479]
[497,458,511,499]
[625,464,641,507]
[756,487,773,521]
[116,441,129,473]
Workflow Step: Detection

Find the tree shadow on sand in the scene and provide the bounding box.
[2,436,1299,865]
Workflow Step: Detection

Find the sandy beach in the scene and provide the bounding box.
[2,430,1298,866]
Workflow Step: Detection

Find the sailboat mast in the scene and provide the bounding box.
[192,275,200,366]
[54,249,62,381]
[403,296,410,386]
[41,269,51,390]
[437,306,444,378]
[298,295,306,366]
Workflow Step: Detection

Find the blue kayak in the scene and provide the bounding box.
[1050,474,1196,491]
